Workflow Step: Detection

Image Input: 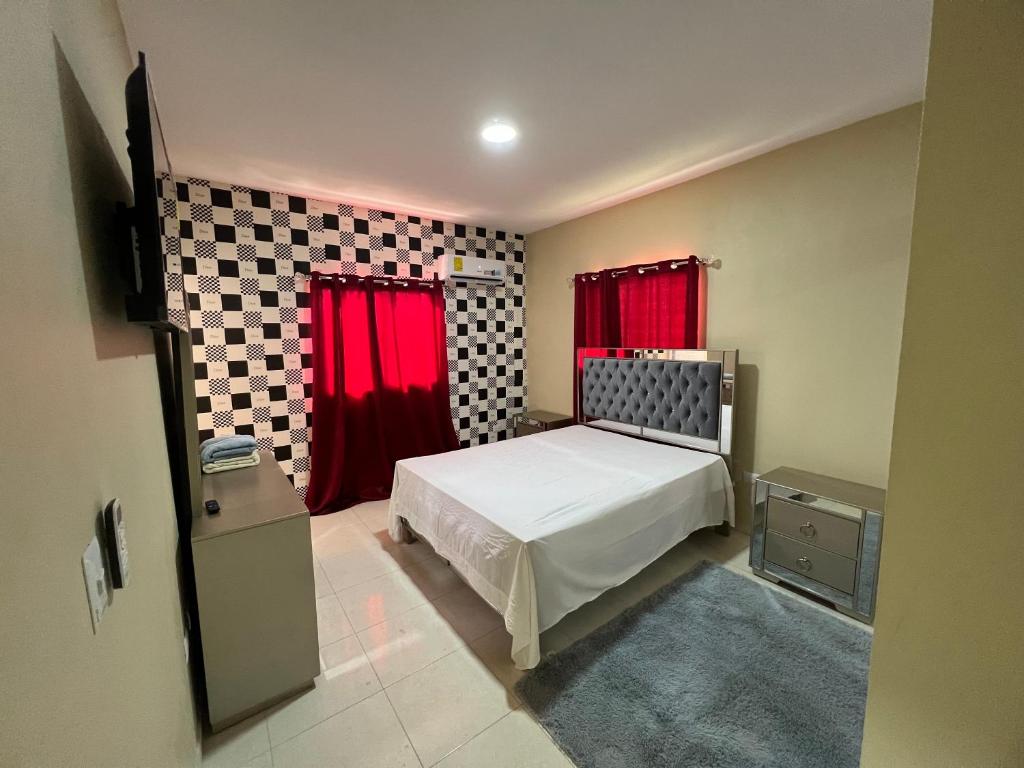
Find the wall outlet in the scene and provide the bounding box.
[82,536,110,633]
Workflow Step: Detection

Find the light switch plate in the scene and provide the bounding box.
[82,536,109,633]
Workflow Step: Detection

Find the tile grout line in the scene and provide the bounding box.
[352,605,472,691]
[364,634,512,765]
[214,508,465,766]
[337,512,489,692]
[418,667,524,768]
[266,690,398,762]
[379,684,427,768]
[331,570,467,640]
[305,513,763,768]
[346,577,498,656]
[335,556,460,600]
[217,638,533,767]
[318,551,470,639]
[346,614,426,768]
[378,645,472,768]
[315,511,440,595]
[266,641,385,757]
[200,716,271,768]
[268,510,404,756]
[294,516,744,766]
[424,709,526,768]
[317,508,521,691]
[322,520,757,644]
[274,617,524,761]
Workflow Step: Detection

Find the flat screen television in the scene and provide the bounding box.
[122,52,203,522]
[123,51,185,331]
[122,53,206,699]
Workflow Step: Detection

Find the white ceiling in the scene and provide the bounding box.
[118,1,931,233]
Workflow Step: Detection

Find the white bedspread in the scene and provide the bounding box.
[388,425,734,669]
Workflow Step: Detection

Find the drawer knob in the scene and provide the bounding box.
[796,556,813,572]
[799,522,816,539]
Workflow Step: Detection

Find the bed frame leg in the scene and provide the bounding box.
[399,517,417,544]
[715,521,731,537]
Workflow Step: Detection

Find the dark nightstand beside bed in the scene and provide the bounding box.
[514,410,574,437]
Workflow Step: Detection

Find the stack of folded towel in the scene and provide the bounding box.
[200,434,260,474]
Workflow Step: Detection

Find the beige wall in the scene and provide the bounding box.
[0,2,198,765]
[860,2,1024,766]
[526,105,922,529]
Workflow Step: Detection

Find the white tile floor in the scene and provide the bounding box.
[201,500,853,768]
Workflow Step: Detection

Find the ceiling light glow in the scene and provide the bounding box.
[480,121,518,144]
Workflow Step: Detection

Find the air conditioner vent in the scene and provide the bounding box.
[439,254,505,286]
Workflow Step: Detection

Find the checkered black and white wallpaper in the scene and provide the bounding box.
[160,175,526,498]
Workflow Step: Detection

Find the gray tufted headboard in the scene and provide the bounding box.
[578,349,737,459]
[582,358,721,438]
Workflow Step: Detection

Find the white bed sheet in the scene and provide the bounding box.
[388,424,734,669]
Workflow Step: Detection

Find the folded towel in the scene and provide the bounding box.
[204,451,258,469]
[202,451,260,474]
[200,434,257,464]
[200,434,256,451]
[204,446,256,463]
[200,434,257,453]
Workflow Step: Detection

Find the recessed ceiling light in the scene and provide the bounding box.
[480,120,518,144]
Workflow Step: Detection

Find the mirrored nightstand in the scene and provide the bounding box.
[750,466,885,624]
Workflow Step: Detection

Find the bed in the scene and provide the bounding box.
[388,349,738,669]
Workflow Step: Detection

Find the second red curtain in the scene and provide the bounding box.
[305,274,459,514]
[572,256,702,417]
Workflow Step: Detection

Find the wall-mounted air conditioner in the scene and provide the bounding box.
[439,254,505,286]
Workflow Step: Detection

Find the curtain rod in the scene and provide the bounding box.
[294,272,439,288]
[566,256,722,287]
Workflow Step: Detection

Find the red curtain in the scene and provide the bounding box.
[572,256,702,417]
[305,274,459,514]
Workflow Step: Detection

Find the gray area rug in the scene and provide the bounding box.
[515,562,871,768]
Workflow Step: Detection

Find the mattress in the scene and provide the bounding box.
[388,424,735,669]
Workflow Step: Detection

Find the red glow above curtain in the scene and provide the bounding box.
[572,256,703,417]
[305,274,459,514]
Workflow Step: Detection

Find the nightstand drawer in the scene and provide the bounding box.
[514,411,573,438]
[764,531,857,594]
[767,497,860,559]
[514,422,544,437]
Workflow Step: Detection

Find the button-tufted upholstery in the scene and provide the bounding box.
[581,357,721,439]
